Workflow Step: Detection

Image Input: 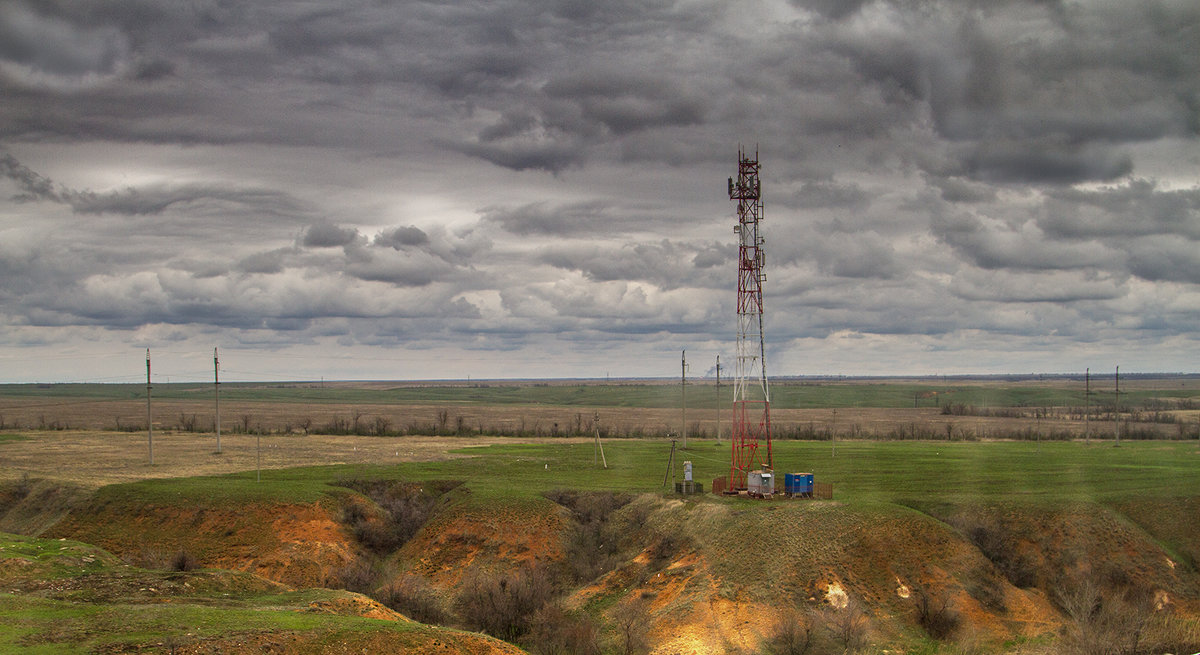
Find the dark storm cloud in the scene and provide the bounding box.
[481,200,668,236]
[1,0,1199,379]
[375,226,430,248]
[538,240,726,290]
[782,180,872,210]
[0,3,130,82]
[931,210,1113,271]
[302,223,360,248]
[2,151,305,216]
[542,69,707,136]
[1039,180,1200,240]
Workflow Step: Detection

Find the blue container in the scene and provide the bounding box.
[785,472,814,495]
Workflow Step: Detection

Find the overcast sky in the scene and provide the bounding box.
[1,0,1198,383]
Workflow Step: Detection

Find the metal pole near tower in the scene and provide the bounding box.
[727,146,771,491]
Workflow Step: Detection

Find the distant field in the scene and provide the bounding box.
[1,376,1197,440]
[4,375,1199,407]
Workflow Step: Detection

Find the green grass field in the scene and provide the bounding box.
[80,439,1200,510]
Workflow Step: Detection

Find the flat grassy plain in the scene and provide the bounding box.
[2,375,1198,440]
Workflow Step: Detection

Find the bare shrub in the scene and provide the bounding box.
[958,516,1037,588]
[375,574,447,624]
[822,599,869,653]
[526,602,600,655]
[178,413,198,432]
[335,478,460,555]
[124,547,170,570]
[1056,578,1156,655]
[330,556,380,595]
[455,564,555,642]
[544,490,633,582]
[611,596,651,655]
[765,608,823,655]
[964,567,1007,613]
[169,548,198,572]
[913,587,961,640]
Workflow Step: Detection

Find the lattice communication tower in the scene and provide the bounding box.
[727,146,771,490]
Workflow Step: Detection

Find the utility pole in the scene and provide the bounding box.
[1114,365,1120,447]
[832,408,837,457]
[214,347,222,454]
[662,439,677,487]
[146,349,153,466]
[1085,368,1090,446]
[593,412,607,469]
[715,355,721,445]
[681,350,688,449]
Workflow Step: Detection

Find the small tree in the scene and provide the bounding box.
[611,596,651,655]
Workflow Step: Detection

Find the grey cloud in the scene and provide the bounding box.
[1040,180,1200,239]
[813,234,903,280]
[539,240,725,290]
[238,249,292,275]
[2,151,305,217]
[481,200,650,236]
[1126,237,1200,284]
[932,211,1113,271]
[543,69,707,135]
[783,179,871,210]
[375,225,430,248]
[302,223,359,248]
[0,3,130,83]
[343,250,447,287]
[928,176,997,204]
[450,135,586,174]
[956,140,1134,185]
[0,152,56,201]
[949,269,1126,303]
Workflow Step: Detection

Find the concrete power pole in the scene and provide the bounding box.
[146,349,153,466]
[681,350,688,449]
[214,347,222,454]
[715,355,721,445]
[1114,365,1120,447]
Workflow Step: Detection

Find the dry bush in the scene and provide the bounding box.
[336,478,460,555]
[544,490,633,582]
[525,602,600,655]
[375,574,447,624]
[455,564,556,642]
[765,608,825,655]
[959,516,1037,588]
[964,567,1007,613]
[1056,578,1157,655]
[329,556,381,595]
[913,587,961,640]
[822,599,869,653]
[169,548,198,572]
[611,596,651,655]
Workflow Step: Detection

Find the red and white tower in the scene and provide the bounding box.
[728,147,771,490]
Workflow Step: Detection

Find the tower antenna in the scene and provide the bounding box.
[727,146,771,491]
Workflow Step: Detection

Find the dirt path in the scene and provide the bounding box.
[0,431,585,488]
